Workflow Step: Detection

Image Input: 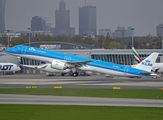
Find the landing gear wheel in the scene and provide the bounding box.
[72,72,78,77]
[61,73,65,76]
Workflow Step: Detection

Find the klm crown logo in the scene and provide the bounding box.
[142,60,153,66]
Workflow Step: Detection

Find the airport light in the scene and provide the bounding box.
[28,28,31,46]
[7,36,9,48]
[131,28,134,48]
[161,27,163,56]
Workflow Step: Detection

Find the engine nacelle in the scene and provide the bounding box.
[51,60,67,70]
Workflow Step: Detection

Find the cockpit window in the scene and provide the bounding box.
[13,46,17,49]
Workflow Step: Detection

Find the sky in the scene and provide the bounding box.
[5,0,163,36]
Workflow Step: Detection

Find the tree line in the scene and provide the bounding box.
[0,33,162,49]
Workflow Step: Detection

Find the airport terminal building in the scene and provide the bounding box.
[0,42,163,74]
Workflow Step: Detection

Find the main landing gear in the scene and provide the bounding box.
[72,72,79,77]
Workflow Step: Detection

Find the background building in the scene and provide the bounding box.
[0,0,5,32]
[156,24,163,36]
[99,29,112,37]
[115,27,126,37]
[52,0,75,37]
[31,16,46,31]
[124,27,134,37]
[79,5,97,36]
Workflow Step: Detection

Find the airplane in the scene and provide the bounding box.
[132,47,163,73]
[5,45,159,77]
[0,63,21,74]
[21,62,71,76]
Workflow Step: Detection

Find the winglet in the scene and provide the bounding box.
[133,52,159,72]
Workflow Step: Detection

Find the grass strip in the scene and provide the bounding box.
[0,88,162,99]
[0,104,163,120]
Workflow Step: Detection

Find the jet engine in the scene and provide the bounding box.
[51,60,67,70]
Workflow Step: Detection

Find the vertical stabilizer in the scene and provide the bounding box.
[132,47,142,63]
[133,52,159,72]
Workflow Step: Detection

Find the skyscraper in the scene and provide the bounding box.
[0,0,6,32]
[31,16,46,31]
[79,5,97,36]
[156,24,163,36]
[52,0,75,37]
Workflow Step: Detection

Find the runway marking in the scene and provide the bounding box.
[113,87,121,89]
[32,86,37,88]
[54,86,62,88]
[26,86,31,88]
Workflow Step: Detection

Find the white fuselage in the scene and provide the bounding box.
[0,63,21,72]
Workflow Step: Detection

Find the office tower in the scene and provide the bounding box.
[79,5,97,36]
[115,27,126,37]
[156,24,163,36]
[52,0,75,37]
[0,0,6,32]
[31,16,46,31]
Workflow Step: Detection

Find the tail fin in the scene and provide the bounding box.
[133,52,159,72]
[132,47,142,63]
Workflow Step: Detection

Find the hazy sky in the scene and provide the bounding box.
[5,0,163,36]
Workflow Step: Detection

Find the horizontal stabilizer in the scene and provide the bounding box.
[66,60,93,67]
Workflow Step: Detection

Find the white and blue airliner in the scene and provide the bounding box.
[5,45,159,77]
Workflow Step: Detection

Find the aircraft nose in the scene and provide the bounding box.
[5,48,11,53]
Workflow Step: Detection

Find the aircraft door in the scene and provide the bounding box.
[21,46,27,54]
[124,66,129,75]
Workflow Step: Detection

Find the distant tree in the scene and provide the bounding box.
[97,36,105,48]
[152,35,162,49]
[109,41,121,49]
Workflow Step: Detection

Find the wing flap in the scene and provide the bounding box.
[66,60,93,67]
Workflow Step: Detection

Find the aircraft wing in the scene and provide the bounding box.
[21,64,48,69]
[66,60,93,67]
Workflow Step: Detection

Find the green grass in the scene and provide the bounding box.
[0,88,163,99]
[0,104,163,120]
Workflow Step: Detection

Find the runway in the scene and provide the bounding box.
[0,94,163,107]
[0,74,163,89]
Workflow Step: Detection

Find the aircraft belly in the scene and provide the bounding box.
[89,66,124,76]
